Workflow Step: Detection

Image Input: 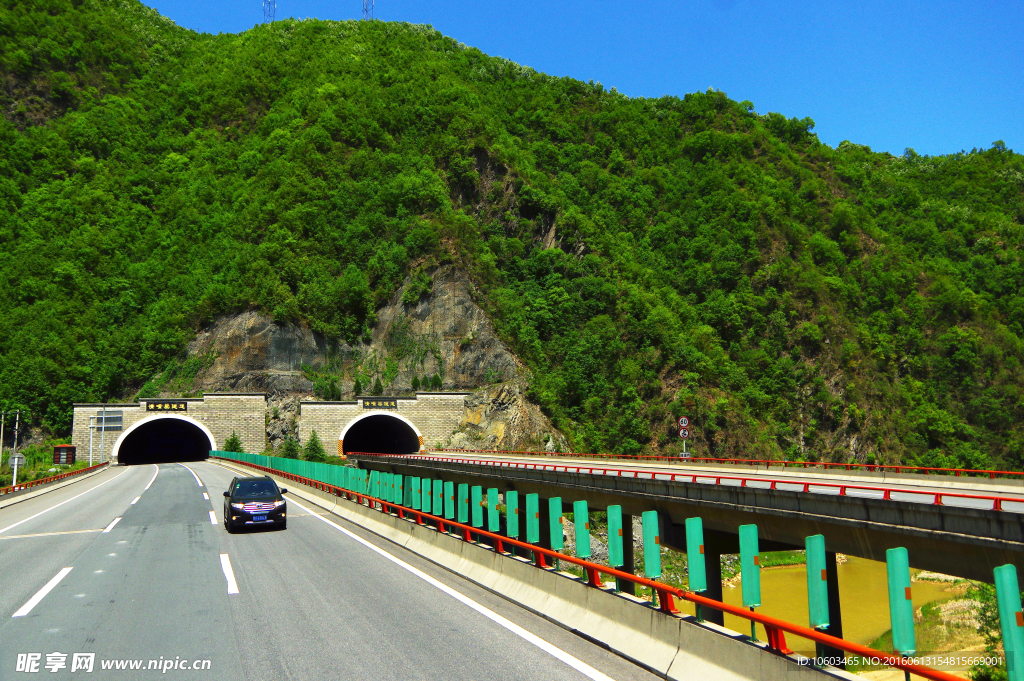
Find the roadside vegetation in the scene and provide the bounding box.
[0,439,89,487]
[1,0,1022,472]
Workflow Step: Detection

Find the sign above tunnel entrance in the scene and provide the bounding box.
[146,400,188,412]
[362,399,397,409]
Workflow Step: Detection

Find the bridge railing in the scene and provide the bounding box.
[212,453,965,681]
[435,447,1023,481]
[356,452,1024,512]
[0,461,109,497]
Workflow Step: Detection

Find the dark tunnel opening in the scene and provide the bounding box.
[117,418,212,465]
[343,415,420,456]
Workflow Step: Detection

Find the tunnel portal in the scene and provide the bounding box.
[116,417,213,465]
[342,414,421,456]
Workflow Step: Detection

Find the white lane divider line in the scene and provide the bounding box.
[209,511,217,525]
[0,468,130,536]
[178,463,204,487]
[220,554,239,595]
[203,492,209,501]
[12,567,73,617]
[102,517,122,533]
[144,464,159,490]
[284,495,615,681]
[0,529,103,540]
[130,496,141,505]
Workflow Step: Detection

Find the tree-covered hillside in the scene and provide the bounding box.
[2,0,1023,468]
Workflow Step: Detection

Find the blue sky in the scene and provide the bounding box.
[147,0,1022,157]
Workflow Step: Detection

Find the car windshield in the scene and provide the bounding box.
[233,480,277,498]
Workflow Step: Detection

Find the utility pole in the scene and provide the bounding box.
[263,0,275,23]
[89,416,96,466]
[0,411,5,465]
[362,0,374,20]
[11,410,20,486]
[99,408,106,464]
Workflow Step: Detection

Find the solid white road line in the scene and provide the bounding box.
[144,464,159,490]
[102,517,122,533]
[203,492,209,501]
[12,567,73,617]
[209,511,217,525]
[0,529,103,540]
[131,496,140,505]
[178,463,203,487]
[0,468,131,536]
[284,496,615,681]
[220,554,239,595]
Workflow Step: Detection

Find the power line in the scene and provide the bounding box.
[263,0,275,23]
[362,0,374,20]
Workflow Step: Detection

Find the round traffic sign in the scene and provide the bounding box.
[678,417,689,428]
[678,428,690,439]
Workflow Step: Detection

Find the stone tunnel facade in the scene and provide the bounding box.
[71,392,469,463]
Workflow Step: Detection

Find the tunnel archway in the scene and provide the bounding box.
[112,415,215,465]
[340,412,423,456]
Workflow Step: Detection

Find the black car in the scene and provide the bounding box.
[223,476,288,532]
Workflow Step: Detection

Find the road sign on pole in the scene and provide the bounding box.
[678,416,689,428]
[678,428,690,439]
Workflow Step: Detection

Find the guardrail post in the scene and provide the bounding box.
[395,475,404,518]
[444,481,455,531]
[487,487,500,533]
[410,476,421,511]
[505,490,519,556]
[607,505,624,589]
[471,486,483,530]
[573,500,590,560]
[739,524,762,641]
[433,479,443,517]
[886,547,916,658]
[685,517,706,620]
[548,497,564,564]
[525,493,540,563]
[457,483,469,524]
[994,564,1024,681]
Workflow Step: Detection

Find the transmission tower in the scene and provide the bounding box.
[362,0,374,20]
[263,0,275,23]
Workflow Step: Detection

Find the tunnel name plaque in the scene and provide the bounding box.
[362,398,398,409]
[146,400,188,412]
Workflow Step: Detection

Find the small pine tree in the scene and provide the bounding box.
[411,376,420,391]
[280,437,300,459]
[353,378,362,395]
[224,431,245,453]
[303,430,327,463]
[372,377,383,395]
[431,374,442,390]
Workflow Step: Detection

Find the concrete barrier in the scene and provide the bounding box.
[210,460,857,681]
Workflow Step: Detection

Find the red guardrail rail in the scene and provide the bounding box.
[436,447,1023,480]
[0,461,109,497]
[355,453,1024,512]
[212,455,964,681]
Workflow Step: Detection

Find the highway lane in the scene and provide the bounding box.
[0,464,155,621]
[1,459,662,681]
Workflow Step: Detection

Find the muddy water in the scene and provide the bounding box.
[672,556,958,655]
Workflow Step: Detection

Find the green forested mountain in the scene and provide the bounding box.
[2,0,1023,468]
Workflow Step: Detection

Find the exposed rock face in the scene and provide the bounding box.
[158,267,564,452]
[445,381,568,452]
[372,266,523,391]
[184,311,324,395]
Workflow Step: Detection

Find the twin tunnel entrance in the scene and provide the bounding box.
[114,412,421,465]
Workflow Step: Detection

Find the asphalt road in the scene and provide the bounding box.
[0,461,661,681]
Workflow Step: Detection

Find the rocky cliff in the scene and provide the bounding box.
[142,267,564,452]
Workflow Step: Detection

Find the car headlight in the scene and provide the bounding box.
[230,503,245,510]
[273,500,286,508]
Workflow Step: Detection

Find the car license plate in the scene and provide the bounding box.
[253,515,267,522]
